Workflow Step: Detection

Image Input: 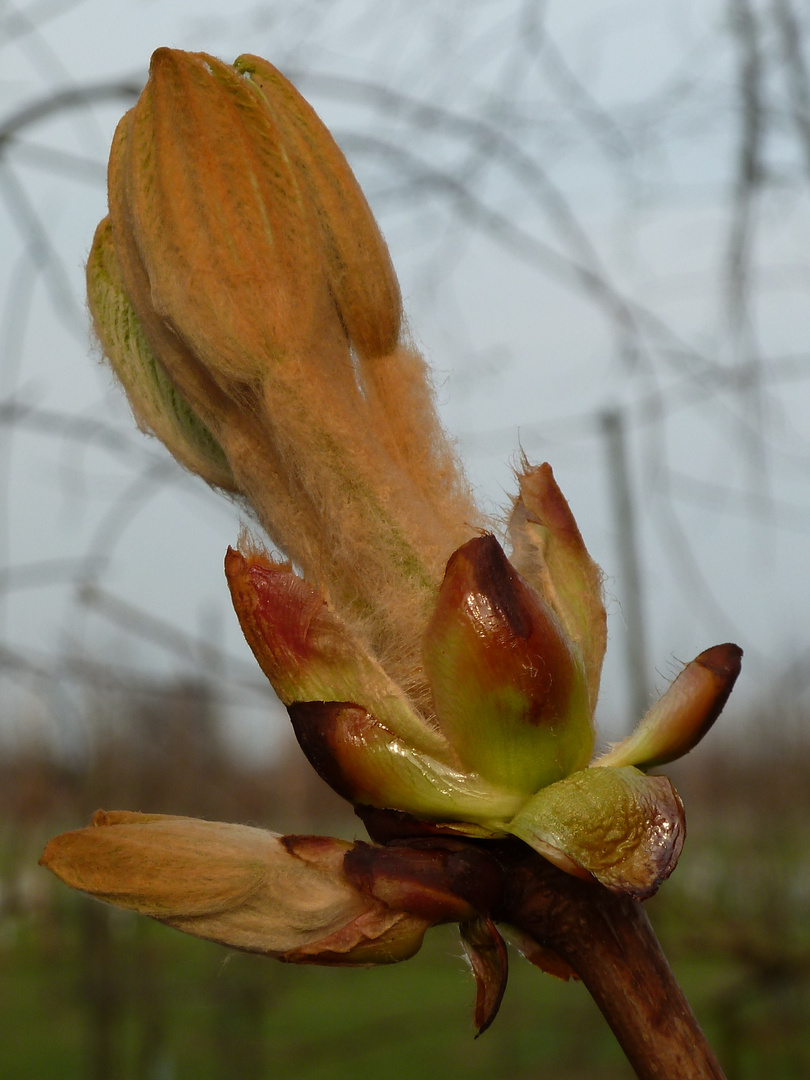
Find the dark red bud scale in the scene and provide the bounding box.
[423,535,594,793]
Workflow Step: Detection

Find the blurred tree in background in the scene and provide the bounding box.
[1,1,810,1077]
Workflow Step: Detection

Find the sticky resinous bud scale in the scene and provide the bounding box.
[47,46,744,1030]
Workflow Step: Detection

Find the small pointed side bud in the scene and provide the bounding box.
[507,766,685,900]
[343,842,509,1033]
[502,927,577,982]
[423,535,594,795]
[40,811,431,965]
[508,463,606,713]
[459,918,509,1036]
[594,643,743,770]
[225,546,446,758]
[87,217,237,491]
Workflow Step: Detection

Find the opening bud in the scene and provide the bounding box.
[423,535,594,795]
[40,811,431,965]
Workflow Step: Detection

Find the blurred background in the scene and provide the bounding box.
[2,1,810,1077]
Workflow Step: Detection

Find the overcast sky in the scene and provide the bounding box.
[2,0,809,760]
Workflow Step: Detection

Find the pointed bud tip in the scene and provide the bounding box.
[150,45,173,67]
[695,642,743,681]
[508,461,606,715]
[149,46,195,77]
[521,462,583,543]
[595,643,743,771]
[147,46,190,88]
[224,544,274,579]
[442,533,545,642]
[225,546,335,705]
[460,917,509,1035]
[224,544,246,579]
[446,532,502,574]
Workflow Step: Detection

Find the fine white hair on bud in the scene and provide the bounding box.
[89,47,483,714]
[40,811,432,964]
[74,49,745,963]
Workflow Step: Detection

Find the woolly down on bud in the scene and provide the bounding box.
[62,41,749,1046]
[90,46,482,703]
[40,811,433,965]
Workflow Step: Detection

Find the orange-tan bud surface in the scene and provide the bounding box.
[90,47,482,701]
[70,46,748,1013]
[40,811,431,965]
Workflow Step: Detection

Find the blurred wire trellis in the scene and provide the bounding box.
[2,2,810,1078]
[3,0,810,758]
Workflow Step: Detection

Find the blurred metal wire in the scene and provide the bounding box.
[1,0,809,757]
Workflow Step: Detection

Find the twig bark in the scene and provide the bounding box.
[500,848,726,1080]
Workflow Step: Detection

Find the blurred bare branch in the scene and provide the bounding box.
[1,0,809,757]
[0,0,88,47]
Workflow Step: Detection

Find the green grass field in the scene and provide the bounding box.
[3,744,810,1080]
[1,893,634,1080]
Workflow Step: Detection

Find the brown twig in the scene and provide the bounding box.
[359,812,726,1077]
[501,848,726,1080]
